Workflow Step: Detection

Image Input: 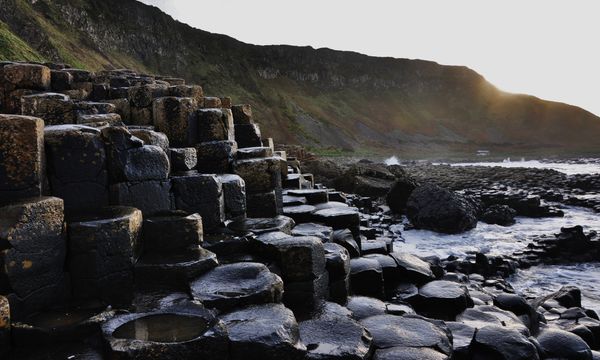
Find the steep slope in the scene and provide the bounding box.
[1,0,599,156]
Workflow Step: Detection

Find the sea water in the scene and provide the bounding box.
[395,159,600,310]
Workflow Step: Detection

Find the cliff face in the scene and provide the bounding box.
[1,0,599,155]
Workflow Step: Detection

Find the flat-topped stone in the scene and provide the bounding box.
[288,189,329,205]
[292,223,333,242]
[417,280,473,320]
[220,303,306,360]
[191,262,283,311]
[236,146,273,159]
[283,205,316,223]
[360,314,452,356]
[228,216,295,235]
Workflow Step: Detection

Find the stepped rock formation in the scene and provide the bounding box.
[1,0,599,155]
[2,61,600,359]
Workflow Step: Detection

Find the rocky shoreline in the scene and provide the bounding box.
[1,61,600,359]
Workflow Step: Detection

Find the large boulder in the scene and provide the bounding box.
[386,171,419,214]
[406,183,479,234]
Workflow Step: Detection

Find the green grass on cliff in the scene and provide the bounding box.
[0,20,45,62]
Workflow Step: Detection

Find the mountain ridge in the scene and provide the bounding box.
[1,0,599,156]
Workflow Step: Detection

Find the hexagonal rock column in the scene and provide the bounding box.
[235,123,262,148]
[0,115,44,204]
[271,236,329,315]
[313,207,361,239]
[171,174,225,230]
[234,157,283,217]
[349,257,384,299]
[195,140,237,174]
[0,296,10,357]
[324,243,351,304]
[103,127,172,215]
[415,280,473,320]
[1,63,51,113]
[20,93,76,125]
[44,125,109,214]
[152,96,199,147]
[360,314,452,358]
[299,304,373,360]
[193,108,235,143]
[219,303,307,360]
[67,206,142,306]
[216,174,246,220]
[190,262,283,311]
[102,309,228,360]
[136,211,218,291]
[0,197,67,319]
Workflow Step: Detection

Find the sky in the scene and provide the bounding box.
[140,0,600,116]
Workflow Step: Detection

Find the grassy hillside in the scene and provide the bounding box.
[1,0,599,157]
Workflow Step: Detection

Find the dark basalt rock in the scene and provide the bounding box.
[313,208,360,230]
[0,197,67,319]
[44,125,109,213]
[284,204,317,224]
[142,211,203,252]
[360,314,452,356]
[350,258,384,298]
[333,163,396,198]
[234,157,282,193]
[0,115,44,203]
[7,342,103,360]
[456,305,530,336]
[416,280,473,320]
[471,325,539,360]
[135,247,218,290]
[324,243,351,281]
[67,206,142,306]
[332,229,361,258]
[109,179,173,215]
[129,128,169,151]
[373,347,450,360]
[228,216,295,235]
[283,272,330,316]
[237,146,273,159]
[273,236,326,282]
[481,204,517,226]
[386,173,419,214]
[346,296,387,320]
[195,140,237,173]
[494,293,533,317]
[103,309,228,360]
[169,147,197,172]
[536,328,592,359]
[171,174,225,230]
[10,304,114,347]
[220,303,307,360]
[287,189,329,205]
[190,262,283,311]
[390,252,435,284]
[406,183,478,234]
[299,306,373,360]
[293,223,334,242]
[217,174,247,220]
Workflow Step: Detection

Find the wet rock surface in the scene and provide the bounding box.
[3,62,600,359]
